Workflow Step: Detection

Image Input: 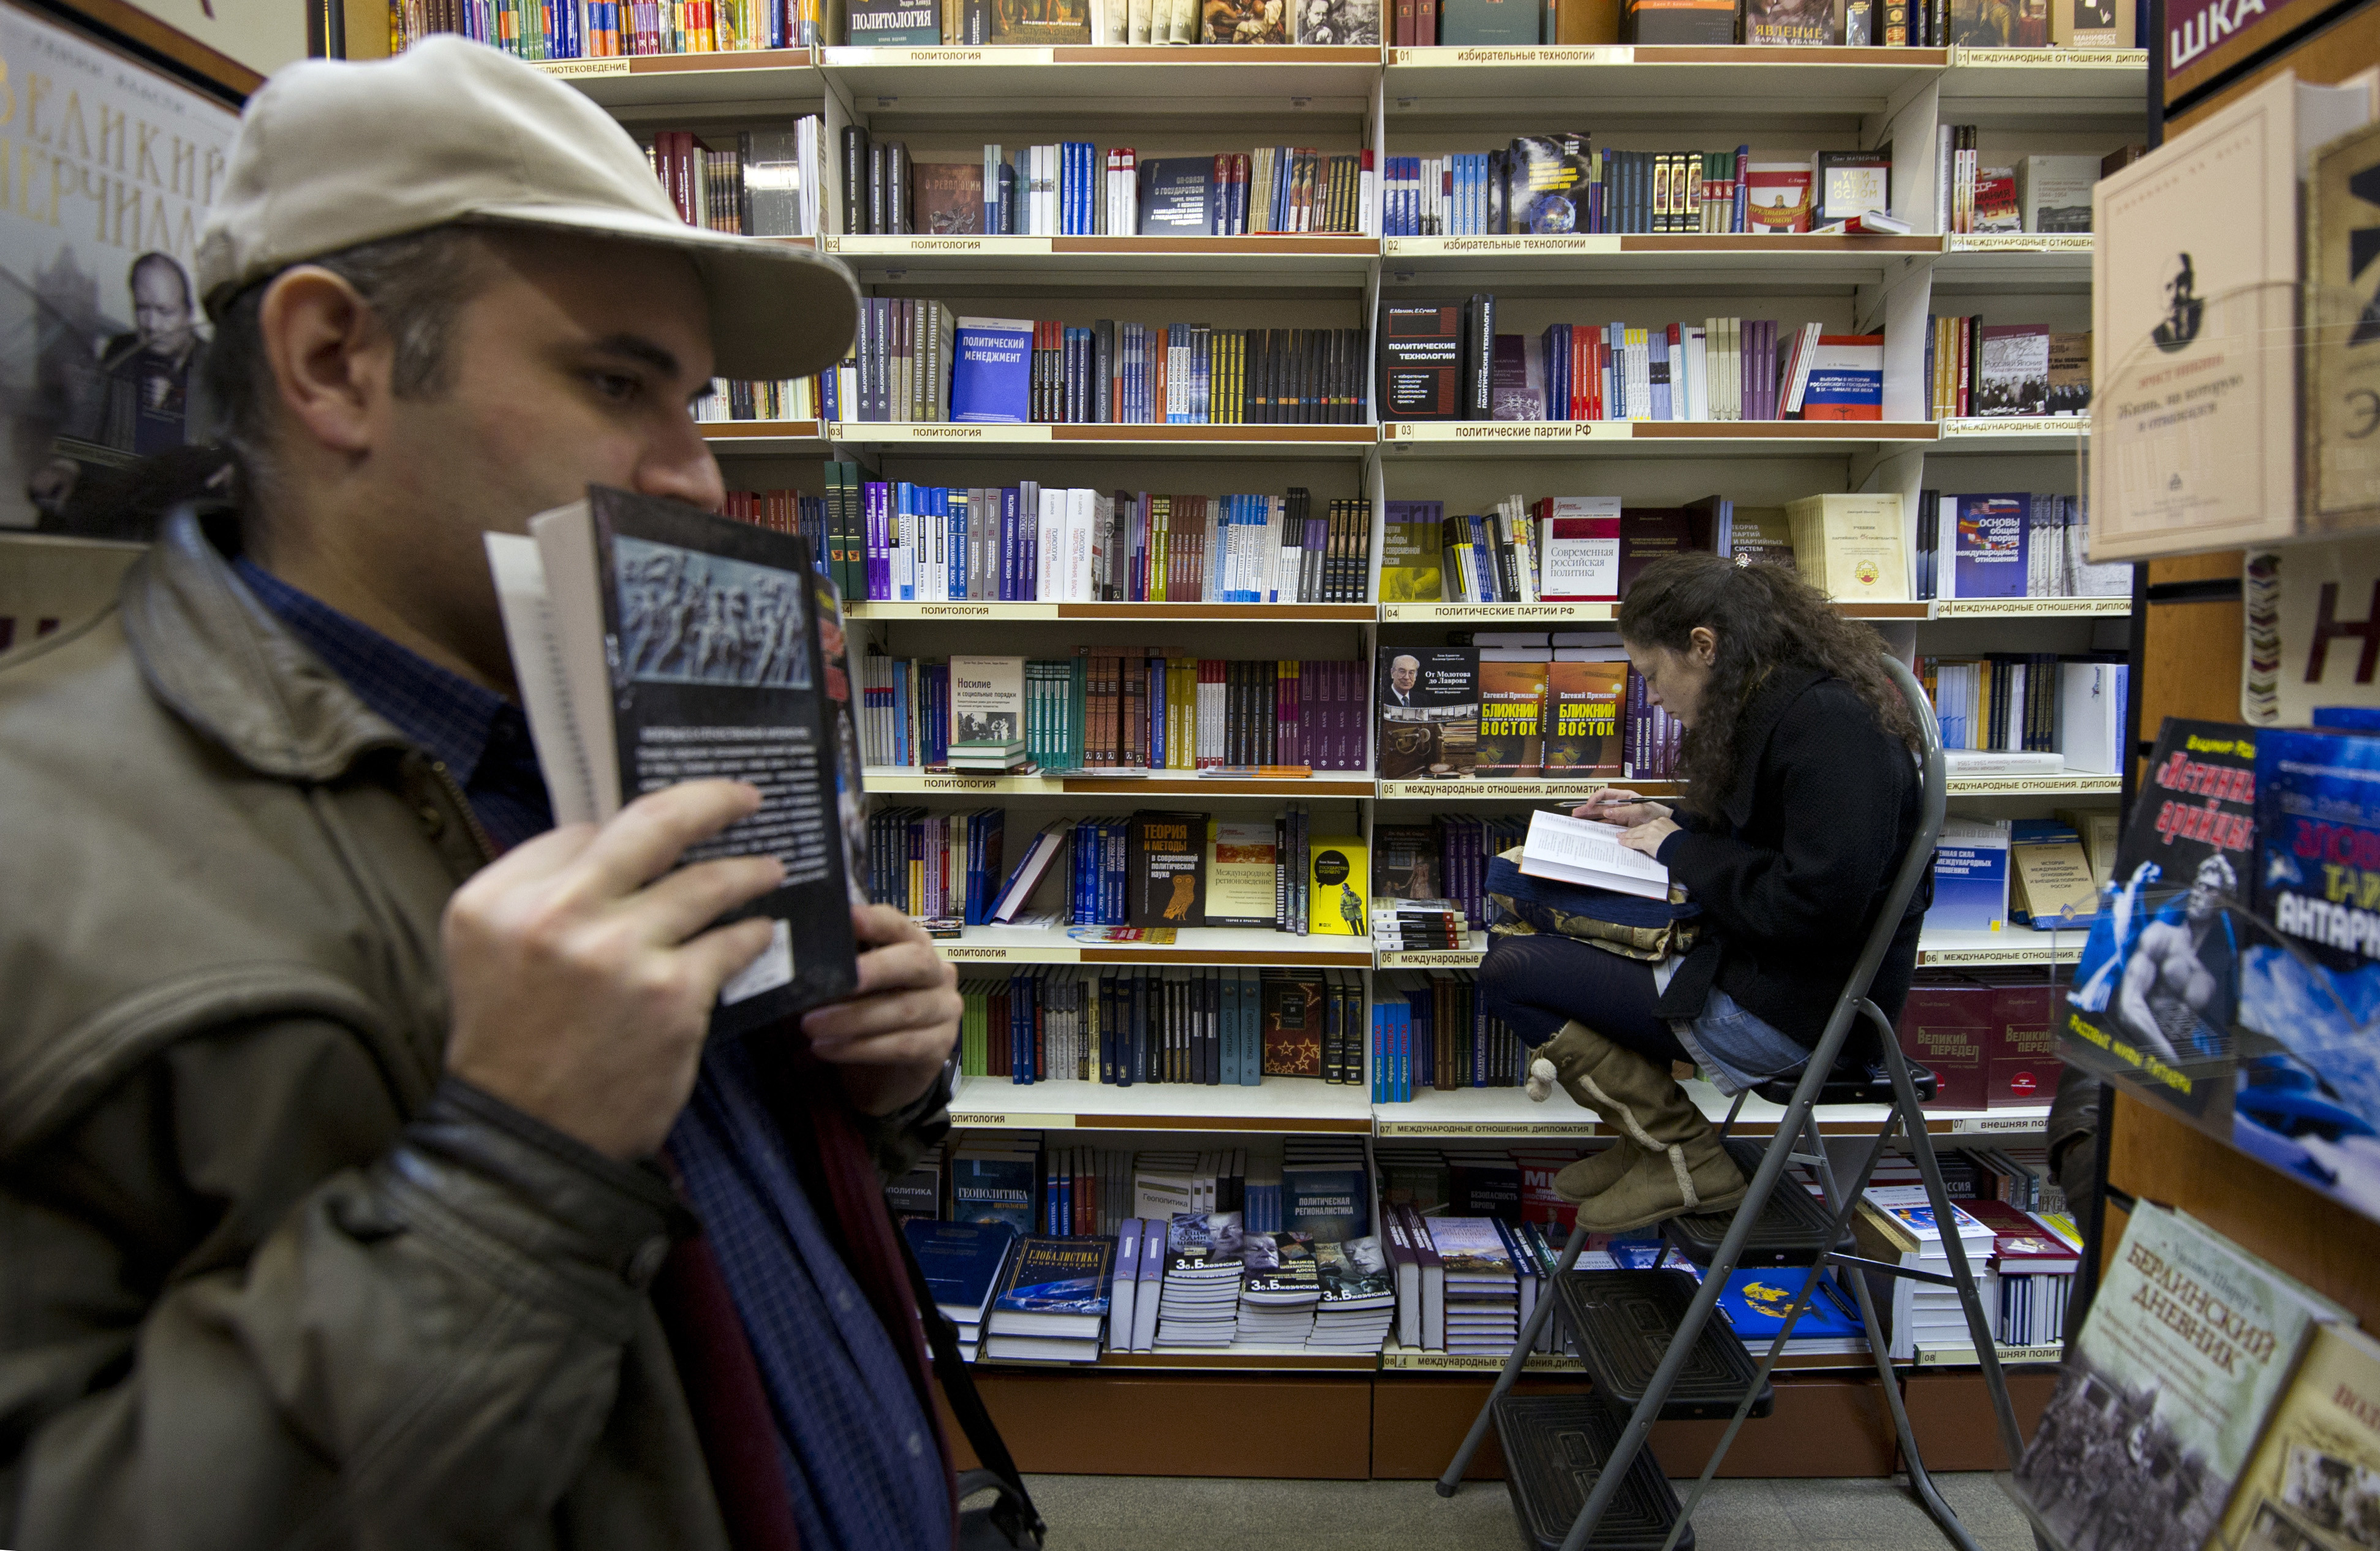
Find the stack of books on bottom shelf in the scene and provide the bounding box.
[1235,1231,1321,1345]
[1852,1186,1997,1362]
[1155,1212,1246,1349]
[980,1234,1117,1365]
[902,1219,1019,1364]
[1424,1215,1522,1356]
[1609,1241,1872,1360]
[1310,1239,1397,1351]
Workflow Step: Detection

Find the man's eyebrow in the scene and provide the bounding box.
[587,332,689,382]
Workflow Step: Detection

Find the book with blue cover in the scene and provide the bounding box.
[1284,1159,1370,1242]
[1926,816,2011,933]
[951,1148,1040,1234]
[1716,1268,1864,1343]
[902,1219,1018,1325]
[1950,493,2030,599]
[990,1234,1116,1338]
[951,316,1033,423]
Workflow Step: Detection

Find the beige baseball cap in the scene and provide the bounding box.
[195,36,858,381]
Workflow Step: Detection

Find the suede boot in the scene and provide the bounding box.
[1525,1033,1631,1200]
[1524,1021,1748,1232]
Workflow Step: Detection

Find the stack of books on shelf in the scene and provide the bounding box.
[982,1234,1116,1363]
[1926,319,2091,420]
[1915,490,2129,601]
[1851,1185,1997,1361]
[837,306,1366,426]
[902,1219,1019,1362]
[1376,816,1530,928]
[1962,1199,2080,1352]
[2010,1205,2369,1551]
[1372,897,1467,952]
[1419,1215,1522,1355]
[1380,298,1883,424]
[1156,1211,1252,1348]
[1310,1238,1398,1351]
[841,131,1374,238]
[1235,1231,1322,1344]
[860,653,1370,772]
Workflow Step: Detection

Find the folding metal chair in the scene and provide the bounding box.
[1437,653,2030,1551]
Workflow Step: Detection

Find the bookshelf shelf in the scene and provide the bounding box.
[948,1074,1375,1132]
[533,49,824,107]
[1375,778,1680,800]
[1914,930,2085,967]
[829,422,1376,457]
[1378,420,1938,455]
[1931,596,2130,616]
[825,232,1378,286]
[702,419,829,455]
[1381,232,1941,284]
[986,1348,1384,1372]
[1375,934,1491,969]
[1370,1082,2053,1139]
[1936,47,2152,114]
[1382,45,1949,115]
[1380,1341,1585,1373]
[864,766,1377,796]
[818,44,1382,118]
[1378,600,1615,622]
[937,923,1372,965]
[1927,417,2089,450]
[1943,772,2122,795]
[850,601,1375,621]
[1935,234,2094,285]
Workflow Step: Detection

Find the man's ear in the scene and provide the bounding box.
[256,267,391,460]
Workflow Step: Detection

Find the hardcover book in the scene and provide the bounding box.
[1380,501,1448,602]
[951,317,1034,424]
[948,654,1027,746]
[1284,1159,1371,1240]
[989,1235,1116,1339]
[1617,0,1734,41]
[1201,0,1289,41]
[1971,165,2022,233]
[1128,810,1208,928]
[2306,119,2380,536]
[1542,658,1626,778]
[2046,332,2091,416]
[1138,157,1215,237]
[1261,976,1328,1077]
[1813,151,1891,225]
[2018,154,2097,235]
[2013,1205,2346,1551]
[1296,0,1381,40]
[1975,324,2050,417]
[1742,0,1840,44]
[1725,506,1797,569]
[902,1219,1019,1325]
[1786,492,1908,603]
[1439,0,1539,44]
[915,161,983,235]
[2213,1321,2380,1551]
[1949,494,2030,599]
[1744,164,1814,232]
[951,1150,1041,1234]
[1538,496,1621,601]
[1474,659,1549,777]
[1505,134,1595,235]
[990,0,1091,40]
[1206,819,1279,928]
[847,0,941,40]
[1379,305,1464,422]
[1800,334,1884,422]
[486,488,860,1036]
[1375,647,1480,780]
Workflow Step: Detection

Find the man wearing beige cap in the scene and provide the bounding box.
[0,37,967,1551]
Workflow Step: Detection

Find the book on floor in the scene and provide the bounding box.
[486,486,861,1036]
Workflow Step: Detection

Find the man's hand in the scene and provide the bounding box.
[802,904,962,1117]
[442,780,784,1161]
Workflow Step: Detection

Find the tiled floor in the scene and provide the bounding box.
[1014,1470,2035,1550]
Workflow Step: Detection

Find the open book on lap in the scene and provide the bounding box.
[1517,808,1671,902]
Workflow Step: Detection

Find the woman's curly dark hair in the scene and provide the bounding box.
[1617,552,1919,821]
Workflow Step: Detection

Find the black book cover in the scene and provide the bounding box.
[585,486,861,1033]
[1379,304,1461,421]
[887,141,911,235]
[1129,810,1208,927]
[867,140,888,235]
[1138,156,1217,235]
[1464,294,1496,419]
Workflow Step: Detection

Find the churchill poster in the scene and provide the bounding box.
[0,6,235,532]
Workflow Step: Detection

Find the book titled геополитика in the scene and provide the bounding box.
[485,486,863,1035]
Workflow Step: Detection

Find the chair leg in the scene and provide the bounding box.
[1436,1217,1593,1497]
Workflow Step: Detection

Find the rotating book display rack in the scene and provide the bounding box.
[378,17,2151,1481]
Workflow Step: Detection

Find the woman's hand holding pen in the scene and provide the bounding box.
[1575,790,1681,860]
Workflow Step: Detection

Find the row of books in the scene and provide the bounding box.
[1376,645,1684,784]
[2011,1205,2378,1551]
[1384,495,1758,604]
[1932,808,2133,934]
[391,0,820,58]
[942,1140,1310,1236]
[847,305,1366,426]
[1851,1187,2080,1358]
[1378,299,1881,423]
[837,477,1373,603]
[950,805,1343,931]
[1898,972,2082,1110]
[858,0,1380,47]
[646,121,824,237]
[959,967,1370,1084]
[837,131,1372,238]
[1934,138,2132,237]
[858,654,1374,772]
[1917,653,2126,767]
[1927,319,2091,420]
[1384,142,1895,237]
[1917,491,2126,600]
[1369,970,1532,1101]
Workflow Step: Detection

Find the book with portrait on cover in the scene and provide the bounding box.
[485,485,863,1034]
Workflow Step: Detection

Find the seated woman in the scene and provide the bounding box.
[1478,551,1926,1234]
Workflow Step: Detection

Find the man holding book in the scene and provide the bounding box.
[0,39,962,1551]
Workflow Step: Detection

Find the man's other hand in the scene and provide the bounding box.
[801,904,962,1117]
[442,780,784,1160]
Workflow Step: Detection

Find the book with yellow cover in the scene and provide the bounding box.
[1475,660,1549,777]
[1786,492,1908,603]
[1309,836,1369,937]
[2213,1321,2380,1551]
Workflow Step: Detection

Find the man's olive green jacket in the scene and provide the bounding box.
[0,510,932,1549]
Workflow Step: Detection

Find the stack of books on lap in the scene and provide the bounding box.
[981,1234,1117,1365]
[902,1219,1019,1363]
[1234,1231,1322,1345]
[1309,1237,1397,1352]
[1155,1212,1246,1348]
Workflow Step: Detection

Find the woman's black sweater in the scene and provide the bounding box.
[1650,666,1929,1050]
